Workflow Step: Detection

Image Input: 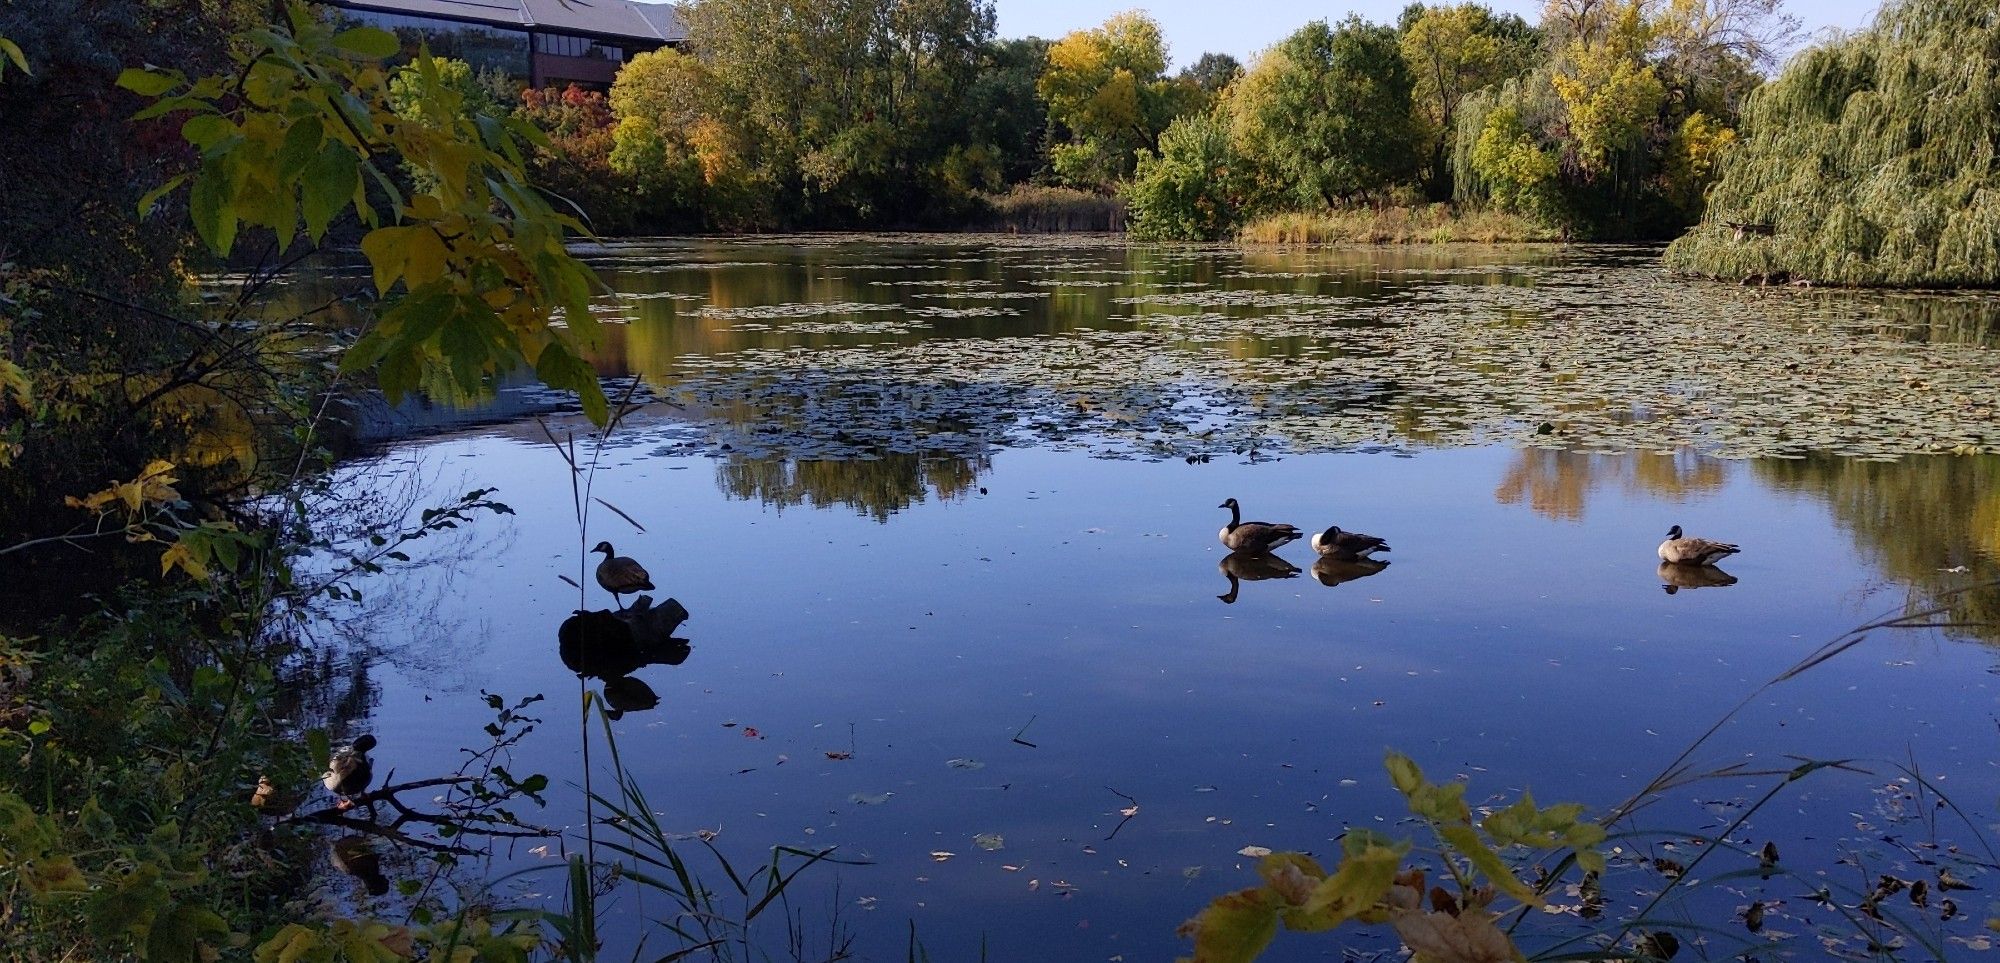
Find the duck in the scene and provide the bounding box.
[1217,499,1302,554]
[1309,525,1390,560]
[1657,525,1739,566]
[322,733,377,804]
[1216,551,1301,603]
[1657,561,1737,594]
[593,541,655,610]
[1311,555,1390,587]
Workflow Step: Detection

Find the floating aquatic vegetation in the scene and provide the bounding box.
[700,302,898,321]
[596,245,2000,464]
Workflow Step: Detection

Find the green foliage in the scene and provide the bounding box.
[1038,11,1182,186]
[1126,111,1253,241]
[1230,17,1424,207]
[1178,751,1603,962]
[0,34,27,78]
[1548,0,1665,172]
[119,6,611,424]
[1398,3,1538,195]
[1665,0,2000,286]
[682,0,998,226]
[1469,101,1559,219]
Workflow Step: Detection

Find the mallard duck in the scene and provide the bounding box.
[1216,551,1300,603]
[1217,499,1301,554]
[330,835,390,896]
[1309,525,1390,560]
[1657,525,1739,566]
[1657,561,1737,594]
[1311,555,1390,587]
[323,733,376,801]
[593,541,655,610]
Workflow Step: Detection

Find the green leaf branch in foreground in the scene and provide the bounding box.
[117,3,611,424]
[1178,751,1606,963]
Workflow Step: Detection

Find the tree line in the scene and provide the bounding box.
[408,0,1800,239]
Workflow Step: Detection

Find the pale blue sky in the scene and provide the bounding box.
[993,0,1885,66]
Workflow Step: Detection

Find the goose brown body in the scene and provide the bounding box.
[593,541,655,609]
[1657,525,1740,566]
[1309,525,1391,560]
[1217,498,1302,554]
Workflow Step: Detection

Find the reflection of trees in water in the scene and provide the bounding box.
[1756,454,2000,646]
[714,451,991,522]
[1828,293,2000,348]
[1495,450,1728,521]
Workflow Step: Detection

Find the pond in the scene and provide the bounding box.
[310,237,2000,961]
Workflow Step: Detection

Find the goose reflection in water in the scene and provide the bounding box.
[1658,561,1739,594]
[1216,551,1301,604]
[1311,555,1390,587]
[558,595,692,718]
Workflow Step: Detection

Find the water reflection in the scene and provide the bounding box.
[715,451,990,521]
[329,835,390,897]
[1312,555,1391,588]
[1758,453,2000,645]
[558,597,692,718]
[1496,449,1727,521]
[1215,551,1301,603]
[1657,561,1738,593]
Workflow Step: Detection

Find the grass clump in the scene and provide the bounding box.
[973,185,1127,233]
[1664,0,2000,287]
[1238,204,1560,245]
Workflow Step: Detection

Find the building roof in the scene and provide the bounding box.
[333,0,688,43]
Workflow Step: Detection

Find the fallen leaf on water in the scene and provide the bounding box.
[974,833,1005,851]
[826,751,854,761]
[1238,846,1273,858]
[850,792,893,806]
[743,727,762,739]
[947,758,985,770]
[930,851,956,862]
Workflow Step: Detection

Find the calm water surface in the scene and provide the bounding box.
[315,238,2000,961]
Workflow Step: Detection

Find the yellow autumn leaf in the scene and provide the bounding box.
[160,540,211,581]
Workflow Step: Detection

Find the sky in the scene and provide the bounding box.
[993,0,1886,66]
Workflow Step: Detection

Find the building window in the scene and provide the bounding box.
[335,9,530,80]
[535,32,626,62]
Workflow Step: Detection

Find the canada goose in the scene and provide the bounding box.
[1217,499,1302,554]
[1310,525,1390,560]
[322,734,377,802]
[1657,561,1737,594]
[1657,525,1739,566]
[1216,551,1300,603]
[1311,555,1390,587]
[593,541,655,609]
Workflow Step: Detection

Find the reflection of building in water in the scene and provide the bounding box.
[715,452,991,522]
[1757,454,2000,647]
[1495,450,1727,521]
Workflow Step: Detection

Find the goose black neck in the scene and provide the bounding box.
[1226,501,1241,529]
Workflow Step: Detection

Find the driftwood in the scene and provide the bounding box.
[558,596,690,678]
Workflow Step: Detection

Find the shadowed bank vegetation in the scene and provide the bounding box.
[1665,0,2000,286]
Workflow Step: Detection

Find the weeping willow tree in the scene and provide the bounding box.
[1664,0,2000,286]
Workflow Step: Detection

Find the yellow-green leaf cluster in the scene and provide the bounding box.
[118,3,610,424]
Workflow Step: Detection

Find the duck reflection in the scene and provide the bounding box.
[330,834,390,897]
[1312,555,1391,588]
[1658,562,1739,594]
[1216,551,1301,604]
[558,595,692,718]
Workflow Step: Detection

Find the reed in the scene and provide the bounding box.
[1237,204,1560,245]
